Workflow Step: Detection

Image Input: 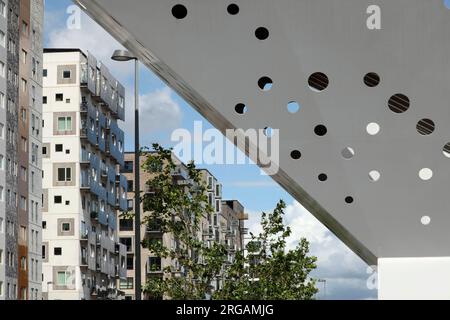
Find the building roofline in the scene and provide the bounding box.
[43,48,87,57]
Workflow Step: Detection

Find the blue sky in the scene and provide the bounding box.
[44,0,376,300]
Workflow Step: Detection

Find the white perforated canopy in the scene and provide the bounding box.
[74,0,450,265]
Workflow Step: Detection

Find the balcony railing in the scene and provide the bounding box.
[80,102,88,113]
[81,149,90,164]
[80,128,88,139]
[80,64,88,85]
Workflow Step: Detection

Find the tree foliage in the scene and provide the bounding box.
[214,200,318,300]
[137,144,318,300]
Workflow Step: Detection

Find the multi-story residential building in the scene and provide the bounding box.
[221,200,248,261]
[118,154,247,299]
[118,152,192,300]
[0,0,44,301]
[41,48,128,300]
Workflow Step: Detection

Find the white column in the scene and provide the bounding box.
[378,257,450,300]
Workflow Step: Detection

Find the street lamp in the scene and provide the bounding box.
[317,279,327,300]
[45,281,53,300]
[111,49,142,300]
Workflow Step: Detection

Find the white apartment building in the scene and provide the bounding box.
[42,49,128,300]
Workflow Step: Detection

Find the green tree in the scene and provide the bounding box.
[215,200,318,300]
[135,144,318,300]
[140,144,227,300]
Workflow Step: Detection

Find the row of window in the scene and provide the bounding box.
[43,93,72,105]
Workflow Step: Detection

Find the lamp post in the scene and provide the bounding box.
[317,279,327,300]
[111,49,141,300]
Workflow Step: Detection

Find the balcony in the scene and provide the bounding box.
[91,211,99,220]
[80,128,88,139]
[80,64,88,86]
[146,257,162,274]
[80,173,91,192]
[171,166,189,181]
[146,219,163,235]
[80,102,88,114]
[80,150,90,166]
[80,230,89,242]
[240,227,249,235]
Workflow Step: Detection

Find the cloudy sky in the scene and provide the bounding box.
[44,0,377,300]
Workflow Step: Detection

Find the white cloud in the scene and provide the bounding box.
[47,11,131,79]
[122,87,183,144]
[246,200,377,300]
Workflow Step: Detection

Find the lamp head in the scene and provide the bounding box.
[111,49,136,62]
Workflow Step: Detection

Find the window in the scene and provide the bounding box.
[55,93,63,102]
[20,196,26,211]
[42,96,47,104]
[0,249,2,264]
[0,1,5,17]
[0,31,5,47]
[127,199,134,211]
[20,256,26,270]
[42,221,46,229]
[56,271,68,285]
[119,277,134,290]
[21,78,26,92]
[119,219,133,231]
[0,61,4,78]
[120,237,133,253]
[57,168,71,182]
[54,248,62,256]
[55,144,63,152]
[0,92,4,109]
[126,255,134,270]
[127,180,134,192]
[22,21,28,36]
[54,196,62,204]
[43,69,47,77]
[61,223,71,232]
[63,70,71,78]
[123,161,133,173]
[57,116,72,131]
[42,146,47,156]
[21,50,27,64]
[149,257,162,272]
[0,155,3,170]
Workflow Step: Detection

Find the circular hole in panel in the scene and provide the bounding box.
[318,173,328,182]
[287,101,300,114]
[421,216,431,226]
[443,143,450,158]
[255,27,269,40]
[172,4,188,19]
[345,196,354,204]
[314,125,327,137]
[416,119,435,136]
[369,170,381,182]
[388,93,410,114]
[419,168,433,181]
[308,72,329,92]
[341,147,355,159]
[235,103,247,114]
[364,72,380,87]
[366,122,380,136]
[264,127,274,138]
[291,150,302,160]
[445,0,450,9]
[227,3,239,15]
[258,77,273,91]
